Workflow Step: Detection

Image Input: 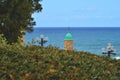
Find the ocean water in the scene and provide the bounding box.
[25,27,120,57]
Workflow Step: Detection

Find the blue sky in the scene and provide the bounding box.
[32,0,120,27]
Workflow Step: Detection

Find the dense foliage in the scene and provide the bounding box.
[0,0,42,43]
[0,42,120,79]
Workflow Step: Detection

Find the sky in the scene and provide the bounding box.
[32,0,120,27]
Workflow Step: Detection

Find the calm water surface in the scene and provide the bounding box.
[25,27,120,57]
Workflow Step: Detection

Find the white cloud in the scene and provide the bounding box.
[80,7,97,11]
[71,15,119,19]
[95,16,114,19]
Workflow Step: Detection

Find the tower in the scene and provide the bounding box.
[64,32,73,50]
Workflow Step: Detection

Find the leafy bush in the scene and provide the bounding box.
[0,43,120,80]
[0,34,7,45]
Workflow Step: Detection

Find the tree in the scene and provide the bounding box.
[0,0,42,43]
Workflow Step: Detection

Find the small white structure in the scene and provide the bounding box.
[102,43,116,57]
[36,34,48,46]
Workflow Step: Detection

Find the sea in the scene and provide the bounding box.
[25,27,120,58]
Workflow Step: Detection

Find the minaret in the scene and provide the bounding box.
[64,29,73,50]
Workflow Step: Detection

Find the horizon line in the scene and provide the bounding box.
[34,26,120,28]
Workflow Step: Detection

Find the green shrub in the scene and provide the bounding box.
[0,44,120,80]
[0,34,7,45]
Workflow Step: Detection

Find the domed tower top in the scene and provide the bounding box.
[64,32,73,40]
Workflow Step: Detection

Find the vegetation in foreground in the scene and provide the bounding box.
[0,0,42,43]
[0,35,120,80]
